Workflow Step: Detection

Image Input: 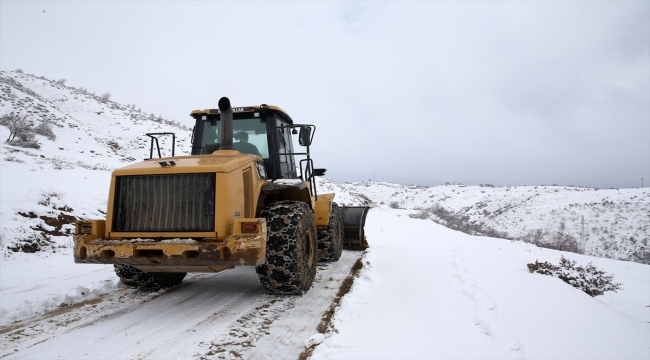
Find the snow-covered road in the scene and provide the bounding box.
[312,209,649,359]
[0,252,363,359]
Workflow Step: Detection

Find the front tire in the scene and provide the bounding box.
[256,201,318,294]
[114,265,186,291]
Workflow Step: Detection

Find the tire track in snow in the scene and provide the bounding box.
[1,252,364,360]
[197,251,364,360]
[0,272,220,357]
[449,244,524,358]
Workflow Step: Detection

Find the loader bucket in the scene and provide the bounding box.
[340,206,370,250]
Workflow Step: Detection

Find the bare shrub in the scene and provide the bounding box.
[521,229,545,244]
[546,232,581,253]
[410,203,510,239]
[389,201,400,209]
[4,155,25,163]
[1,113,32,141]
[527,256,622,297]
[410,207,431,219]
[56,79,66,85]
[1,113,40,148]
[630,249,650,265]
[35,120,56,141]
[15,69,24,74]
[100,93,111,102]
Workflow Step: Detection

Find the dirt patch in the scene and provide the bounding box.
[299,255,366,360]
[10,210,78,253]
[34,212,77,237]
[7,233,52,253]
[198,297,296,360]
[18,211,38,218]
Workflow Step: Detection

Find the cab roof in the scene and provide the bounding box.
[190,105,292,123]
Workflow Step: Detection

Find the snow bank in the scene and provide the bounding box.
[312,209,649,359]
[0,249,118,326]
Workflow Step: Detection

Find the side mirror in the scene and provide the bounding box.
[299,126,312,146]
[313,168,327,176]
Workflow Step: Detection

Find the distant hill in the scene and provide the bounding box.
[317,179,650,264]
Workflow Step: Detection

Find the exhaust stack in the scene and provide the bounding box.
[218,97,234,150]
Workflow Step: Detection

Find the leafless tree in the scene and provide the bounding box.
[1,113,33,141]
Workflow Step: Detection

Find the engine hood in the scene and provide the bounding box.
[112,151,257,176]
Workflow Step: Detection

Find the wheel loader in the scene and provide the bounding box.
[73,97,369,294]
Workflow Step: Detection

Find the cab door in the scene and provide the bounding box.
[270,114,297,179]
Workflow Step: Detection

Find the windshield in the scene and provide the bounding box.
[200,117,269,158]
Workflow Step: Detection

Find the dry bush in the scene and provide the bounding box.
[520,223,583,254]
[1,113,32,141]
[527,256,622,297]
[409,203,510,239]
[35,120,56,141]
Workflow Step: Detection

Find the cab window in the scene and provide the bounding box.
[276,116,296,178]
[199,117,269,158]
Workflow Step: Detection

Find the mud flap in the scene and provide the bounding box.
[340,206,370,250]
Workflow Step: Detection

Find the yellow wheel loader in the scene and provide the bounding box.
[73,97,369,294]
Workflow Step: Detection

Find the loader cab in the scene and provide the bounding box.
[190,106,298,180]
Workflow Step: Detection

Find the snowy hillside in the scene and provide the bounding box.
[317,179,650,264]
[0,70,192,255]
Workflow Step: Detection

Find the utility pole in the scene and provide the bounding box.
[580,215,585,254]
[642,178,644,188]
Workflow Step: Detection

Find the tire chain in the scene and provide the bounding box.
[317,202,343,262]
[256,201,317,295]
[114,264,186,291]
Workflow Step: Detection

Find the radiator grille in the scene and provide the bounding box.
[113,173,215,232]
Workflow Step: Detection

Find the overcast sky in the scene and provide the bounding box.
[1,1,648,188]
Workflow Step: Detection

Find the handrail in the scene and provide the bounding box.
[145,132,176,159]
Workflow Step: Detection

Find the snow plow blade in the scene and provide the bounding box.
[340,206,370,250]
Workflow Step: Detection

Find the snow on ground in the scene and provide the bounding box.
[312,209,650,359]
[0,249,117,326]
[2,209,646,359]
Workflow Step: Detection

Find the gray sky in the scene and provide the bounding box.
[1,1,649,188]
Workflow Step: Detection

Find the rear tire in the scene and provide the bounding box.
[114,264,186,291]
[317,202,343,262]
[256,201,318,294]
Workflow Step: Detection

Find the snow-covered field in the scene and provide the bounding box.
[320,180,650,264]
[1,71,648,359]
